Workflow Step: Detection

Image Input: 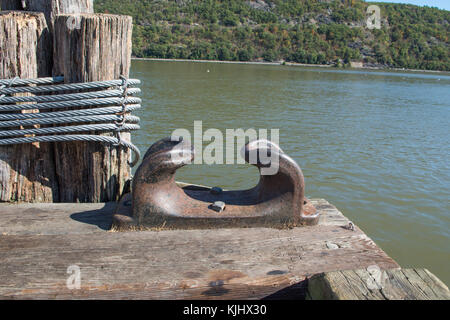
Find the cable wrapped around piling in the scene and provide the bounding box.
[0,76,142,167]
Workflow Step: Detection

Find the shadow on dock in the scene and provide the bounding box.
[70,202,116,231]
[262,279,309,300]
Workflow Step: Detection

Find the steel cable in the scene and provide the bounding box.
[0,76,143,166]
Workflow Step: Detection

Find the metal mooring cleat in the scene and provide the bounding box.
[112,137,318,230]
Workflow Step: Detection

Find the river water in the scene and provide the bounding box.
[130,60,450,285]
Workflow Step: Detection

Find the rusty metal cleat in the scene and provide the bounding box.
[111,137,318,230]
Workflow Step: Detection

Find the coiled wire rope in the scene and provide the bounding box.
[0,76,142,166]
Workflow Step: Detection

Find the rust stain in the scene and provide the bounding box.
[179,279,200,290]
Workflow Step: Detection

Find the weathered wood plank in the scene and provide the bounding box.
[307,268,450,300]
[0,226,398,299]
[0,199,347,235]
[0,202,115,235]
[0,199,399,299]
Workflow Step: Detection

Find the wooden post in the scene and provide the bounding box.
[1,3,133,203]
[1,1,94,73]
[0,11,57,202]
[0,1,94,29]
[52,14,133,202]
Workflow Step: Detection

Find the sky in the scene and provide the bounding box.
[367,0,450,11]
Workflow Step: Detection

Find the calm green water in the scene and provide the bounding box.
[130,60,450,285]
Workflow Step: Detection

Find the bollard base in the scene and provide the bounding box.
[111,183,319,231]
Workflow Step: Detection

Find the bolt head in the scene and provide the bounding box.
[210,201,226,213]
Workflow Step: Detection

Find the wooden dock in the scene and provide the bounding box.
[2,2,448,301]
[1,198,404,299]
[308,268,450,300]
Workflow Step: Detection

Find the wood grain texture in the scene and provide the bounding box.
[0,0,94,29]
[0,202,115,235]
[0,199,400,299]
[52,14,133,202]
[0,11,57,202]
[308,268,450,300]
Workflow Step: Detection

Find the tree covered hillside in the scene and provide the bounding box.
[94,0,450,71]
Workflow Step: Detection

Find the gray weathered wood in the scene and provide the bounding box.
[0,199,400,299]
[0,11,57,202]
[0,0,94,30]
[307,268,450,300]
[0,202,115,235]
[0,7,133,203]
[52,14,133,202]
[0,198,353,235]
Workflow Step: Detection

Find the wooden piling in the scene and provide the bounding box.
[0,11,57,202]
[0,1,94,29]
[1,0,94,78]
[1,3,134,203]
[52,14,133,202]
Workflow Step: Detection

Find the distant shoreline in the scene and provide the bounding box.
[132,57,333,68]
[132,57,449,74]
